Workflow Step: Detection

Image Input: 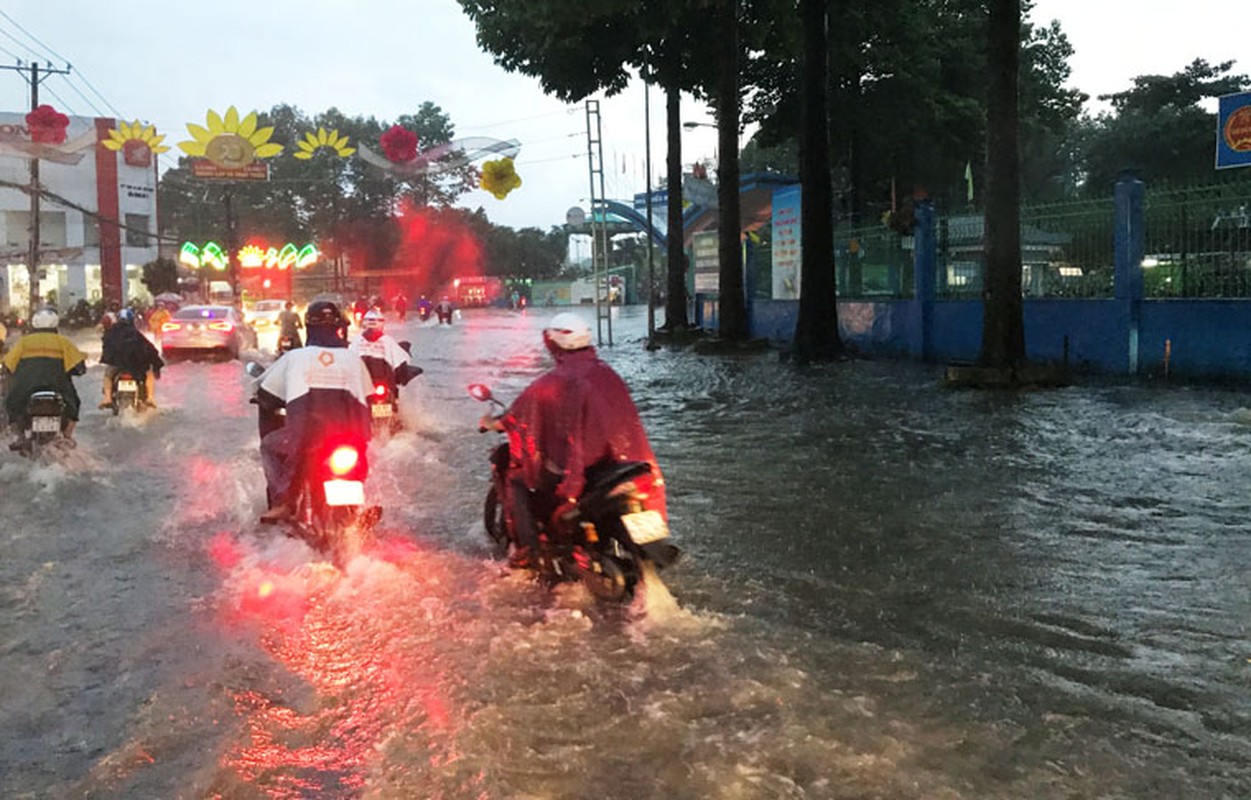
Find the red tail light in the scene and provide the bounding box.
[162,321,182,332]
[373,383,388,398]
[328,446,359,476]
[209,321,235,332]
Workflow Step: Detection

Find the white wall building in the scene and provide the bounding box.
[0,112,159,314]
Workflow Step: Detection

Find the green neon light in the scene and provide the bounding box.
[202,241,227,271]
[179,242,201,269]
[296,243,319,269]
[278,243,298,270]
[265,247,280,269]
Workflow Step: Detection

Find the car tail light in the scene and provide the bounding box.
[209,321,235,332]
[162,321,182,332]
[373,383,388,398]
[327,446,359,476]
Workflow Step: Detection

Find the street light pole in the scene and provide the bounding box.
[644,80,656,342]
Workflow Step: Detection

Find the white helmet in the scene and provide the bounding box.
[362,309,385,331]
[544,312,592,350]
[31,307,59,330]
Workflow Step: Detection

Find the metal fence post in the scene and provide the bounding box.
[913,200,937,360]
[1114,176,1145,373]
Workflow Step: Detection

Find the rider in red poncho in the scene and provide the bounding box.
[481,312,667,567]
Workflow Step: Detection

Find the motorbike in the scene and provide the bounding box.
[110,370,146,414]
[15,389,71,457]
[436,305,454,325]
[247,362,381,564]
[276,334,299,355]
[469,383,680,602]
[363,341,420,437]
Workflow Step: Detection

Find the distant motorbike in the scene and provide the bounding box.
[276,334,299,355]
[436,304,454,325]
[417,307,432,323]
[362,341,420,437]
[469,383,680,602]
[110,370,146,414]
[247,362,381,564]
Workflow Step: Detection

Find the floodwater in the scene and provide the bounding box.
[1,306,1248,799]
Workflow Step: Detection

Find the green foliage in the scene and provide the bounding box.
[1078,59,1249,194]
[140,257,180,296]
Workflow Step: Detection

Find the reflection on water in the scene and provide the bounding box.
[2,308,1249,798]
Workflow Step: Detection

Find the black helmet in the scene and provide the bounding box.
[305,300,343,328]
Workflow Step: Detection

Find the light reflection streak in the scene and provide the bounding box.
[211,535,466,796]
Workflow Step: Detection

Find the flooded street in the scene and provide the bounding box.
[2,306,1249,798]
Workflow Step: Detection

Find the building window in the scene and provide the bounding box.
[5,210,29,250]
[2,211,66,250]
[41,212,67,248]
[124,213,150,247]
[83,215,100,247]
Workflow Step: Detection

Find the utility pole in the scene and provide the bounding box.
[1,61,73,315]
[644,80,656,344]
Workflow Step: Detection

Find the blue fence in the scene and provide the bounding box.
[737,177,1251,380]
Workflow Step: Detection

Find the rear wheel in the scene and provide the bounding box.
[580,554,632,602]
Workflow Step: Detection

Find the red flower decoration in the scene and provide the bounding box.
[379,125,418,164]
[26,104,70,145]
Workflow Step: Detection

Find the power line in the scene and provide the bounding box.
[55,73,107,118]
[0,9,69,65]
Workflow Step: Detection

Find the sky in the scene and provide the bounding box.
[0,1,1245,232]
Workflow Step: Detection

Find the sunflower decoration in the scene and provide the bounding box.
[293,127,355,160]
[480,157,522,200]
[178,106,282,168]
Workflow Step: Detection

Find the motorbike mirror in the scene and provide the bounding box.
[399,340,412,354]
[244,362,265,379]
[467,383,493,403]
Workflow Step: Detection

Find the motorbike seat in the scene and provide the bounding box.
[583,459,651,497]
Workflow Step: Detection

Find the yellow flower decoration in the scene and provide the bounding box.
[101,120,170,154]
[293,127,355,160]
[178,106,283,168]
[480,157,522,200]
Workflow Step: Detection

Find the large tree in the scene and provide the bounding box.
[1078,59,1248,193]
[980,0,1025,369]
[792,0,842,360]
[458,1,714,332]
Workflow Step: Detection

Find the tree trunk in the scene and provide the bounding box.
[715,0,748,340]
[793,0,842,361]
[980,0,1025,368]
[663,84,690,330]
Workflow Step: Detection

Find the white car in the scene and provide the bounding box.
[161,305,257,360]
[246,299,288,330]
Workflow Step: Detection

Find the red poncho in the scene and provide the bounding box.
[504,348,667,519]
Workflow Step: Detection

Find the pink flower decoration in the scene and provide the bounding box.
[379,125,418,164]
[26,104,70,145]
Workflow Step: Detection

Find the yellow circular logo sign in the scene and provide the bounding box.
[1224,106,1251,153]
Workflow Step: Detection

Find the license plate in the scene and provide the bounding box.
[371,403,393,418]
[323,479,365,506]
[118,380,138,392]
[622,510,669,544]
[31,416,60,433]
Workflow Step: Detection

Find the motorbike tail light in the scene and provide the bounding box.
[209,321,235,332]
[328,446,360,476]
[373,383,388,398]
[162,321,182,332]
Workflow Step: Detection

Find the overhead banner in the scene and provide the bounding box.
[190,160,269,180]
[1216,91,1251,170]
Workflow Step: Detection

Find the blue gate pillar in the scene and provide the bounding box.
[1114,177,1145,374]
[912,200,937,360]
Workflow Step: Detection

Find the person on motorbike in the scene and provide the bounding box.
[349,309,422,389]
[277,300,303,350]
[416,295,433,321]
[478,312,668,568]
[435,295,454,324]
[100,308,163,409]
[2,307,87,446]
[253,299,375,523]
